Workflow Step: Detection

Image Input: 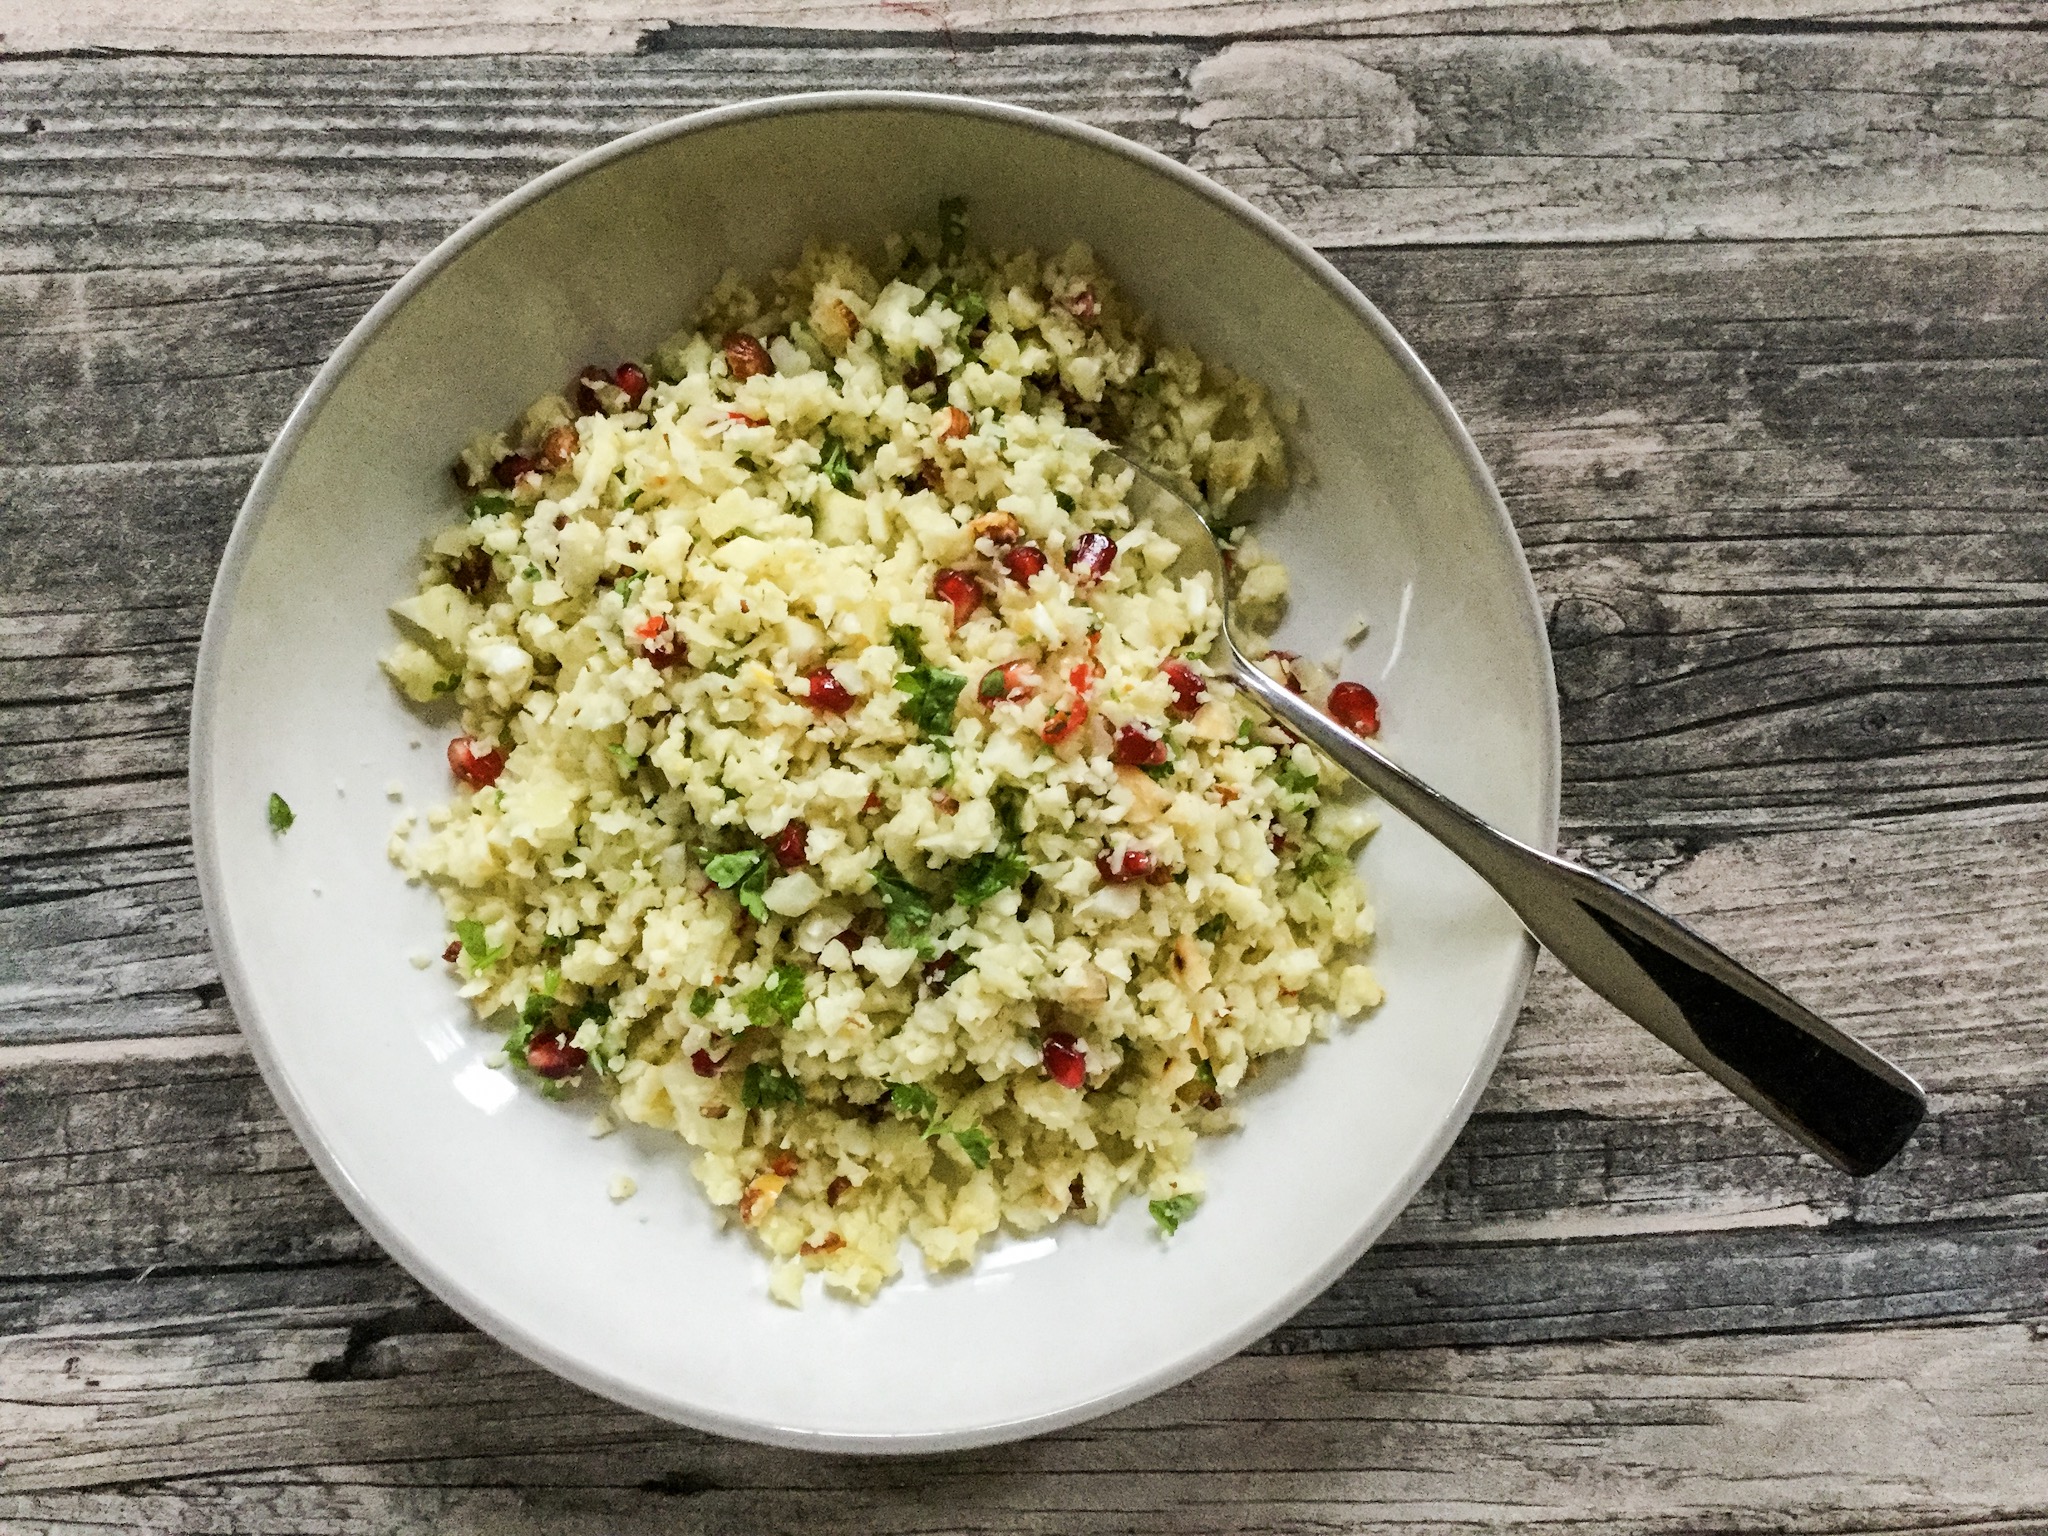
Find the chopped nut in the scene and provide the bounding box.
[968,510,1023,546]
[826,1175,853,1206]
[700,1102,729,1119]
[799,1232,845,1257]
[537,423,578,472]
[738,1171,787,1225]
[1170,933,1212,992]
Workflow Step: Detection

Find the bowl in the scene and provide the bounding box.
[192,92,1559,1451]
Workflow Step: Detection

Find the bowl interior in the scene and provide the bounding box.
[195,96,1557,1450]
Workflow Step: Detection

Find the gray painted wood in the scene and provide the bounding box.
[2,21,2044,1531]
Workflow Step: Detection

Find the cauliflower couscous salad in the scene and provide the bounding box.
[380,203,1388,1304]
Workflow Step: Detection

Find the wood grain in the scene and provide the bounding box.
[5,36,2046,278]
[3,25,2044,1527]
[4,1278,2047,1531]
[6,0,2032,57]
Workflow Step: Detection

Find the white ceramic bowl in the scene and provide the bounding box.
[193,93,1558,1451]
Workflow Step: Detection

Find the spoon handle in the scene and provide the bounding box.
[1230,656,1926,1175]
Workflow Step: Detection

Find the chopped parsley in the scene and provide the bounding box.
[1142,755,1176,783]
[465,492,512,519]
[266,793,294,834]
[452,918,506,968]
[740,963,807,1029]
[741,1061,804,1110]
[896,664,966,741]
[1195,914,1228,943]
[954,846,1030,909]
[1236,718,1258,747]
[1276,762,1320,802]
[605,742,639,777]
[505,990,549,1062]
[819,433,856,492]
[431,674,461,696]
[1194,1057,1218,1089]
[1053,490,1075,513]
[890,624,925,665]
[950,1124,993,1168]
[689,985,717,1017]
[978,669,1008,701]
[871,862,938,953]
[703,847,772,922]
[888,1082,939,1121]
[1149,1194,1199,1236]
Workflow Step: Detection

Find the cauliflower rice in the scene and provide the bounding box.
[382,206,1385,1304]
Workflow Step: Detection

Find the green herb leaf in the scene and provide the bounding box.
[1276,762,1320,802]
[1149,1193,1199,1236]
[890,624,925,665]
[1235,718,1257,747]
[689,985,717,1017]
[465,492,512,519]
[949,286,988,328]
[819,433,856,492]
[703,849,764,889]
[452,918,507,968]
[431,674,461,695]
[740,963,807,1029]
[741,1061,804,1110]
[1195,915,1227,943]
[539,966,561,999]
[505,992,549,1063]
[872,862,937,950]
[888,1082,939,1122]
[1053,490,1076,513]
[978,669,1006,701]
[1142,757,1175,783]
[1194,1056,1218,1089]
[953,846,1030,909]
[896,665,966,741]
[606,742,639,776]
[266,793,294,834]
[951,1124,992,1168]
[936,195,968,262]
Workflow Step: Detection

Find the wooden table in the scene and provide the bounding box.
[4,4,2044,1529]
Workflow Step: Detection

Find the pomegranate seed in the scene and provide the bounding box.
[1096,845,1159,884]
[725,409,767,427]
[979,660,1037,706]
[1067,531,1116,584]
[492,453,537,489]
[526,1032,587,1079]
[1061,287,1099,324]
[643,634,681,670]
[1041,694,1088,746]
[772,820,809,869]
[1001,543,1048,583]
[635,614,668,641]
[1111,722,1168,768]
[1042,1031,1087,1089]
[1162,658,1206,718]
[862,787,882,814]
[447,735,505,788]
[612,362,649,408]
[832,927,864,955]
[800,668,854,713]
[574,366,609,415]
[933,568,985,628]
[691,1048,719,1078]
[1270,827,1287,855]
[442,939,462,964]
[1328,681,1381,737]
[723,331,771,382]
[935,405,970,441]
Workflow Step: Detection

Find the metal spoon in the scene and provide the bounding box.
[1114,454,1926,1176]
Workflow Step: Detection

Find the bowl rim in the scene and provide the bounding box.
[190,88,1561,1453]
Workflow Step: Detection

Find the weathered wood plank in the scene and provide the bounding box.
[4,35,2045,280]
[6,0,2030,57]
[4,1285,2048,1530]
[5,1008,2043,1345]
[6,242,2044,1043]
